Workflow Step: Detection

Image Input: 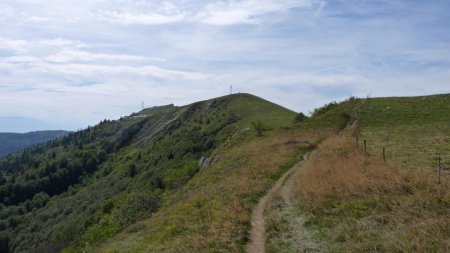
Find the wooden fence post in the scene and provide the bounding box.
[364,140,367,155]
[438,154,441,184]
[383,148,386,162]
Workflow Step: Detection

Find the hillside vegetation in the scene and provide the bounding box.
[0,131,69,157]
[357,94,450,169]
[266,94,450,253]
[0,93,448,253]
[0,94,298,253]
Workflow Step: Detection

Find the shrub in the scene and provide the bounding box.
[82,216,119,247]
[311,101,338,117]
[295,112,307,122]
[31,192,50,209]
[101,200,114,214]
[335,112,352,133]
[126,164,137,177]
[163,161,199,189]
[251,120,265,137]
[117,190,161,225]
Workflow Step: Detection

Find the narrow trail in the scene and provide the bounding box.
[247,153,310,253]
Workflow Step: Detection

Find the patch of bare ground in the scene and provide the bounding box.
[265,152,322,253]
[249,152,321,253]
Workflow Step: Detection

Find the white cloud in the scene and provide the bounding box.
[37,38,87,49]
[0,37,87,54]
[46,50,150,63]
[0,38,29,53]
[0,56,209,81]
[39,63,210,80]
[95,0,317,26]
[100,10,186,25]
[196,0,316,25]
[0,4,15,20]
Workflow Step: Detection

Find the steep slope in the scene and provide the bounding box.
[0,93,297,253]
[0,131,69,157]
[96,126,322,253]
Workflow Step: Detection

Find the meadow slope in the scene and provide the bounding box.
[266,94,450,253]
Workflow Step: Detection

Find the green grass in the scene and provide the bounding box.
[358,94,450,127]
[357,94,450,170]
[266,94,450,253]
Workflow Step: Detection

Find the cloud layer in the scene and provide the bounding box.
[0,0,449,130]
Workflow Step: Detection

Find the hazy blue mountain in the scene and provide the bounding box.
[0,131,69,157]
[0,117,60,133]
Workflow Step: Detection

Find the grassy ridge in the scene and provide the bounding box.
[266,94,450,253]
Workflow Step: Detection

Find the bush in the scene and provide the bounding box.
[116,190,161,225]
[251,120,265,137]
[82,216,119,247]
[163,161,199,189]
[311,102,338,117]
[295,112,308,122]
[126,164,137,177]
[102,200,114,214]
[335,112,352,133]
[31,192,50,209]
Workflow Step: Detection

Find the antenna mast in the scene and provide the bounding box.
[141,101,144,110]
[230,85,233,95]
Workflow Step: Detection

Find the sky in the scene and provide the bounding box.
[0,0,449,132]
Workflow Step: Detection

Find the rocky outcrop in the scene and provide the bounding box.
[198,156,220,170]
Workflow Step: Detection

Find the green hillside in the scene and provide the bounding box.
[357,94,450,169]
[0,94,296,253]
[0,93,448,253]
[302,93,450,169]
[0,131,69,157]
[266,94,450,253]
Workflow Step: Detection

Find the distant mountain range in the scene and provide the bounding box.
[0,131,69,157]
[0,117,64,133]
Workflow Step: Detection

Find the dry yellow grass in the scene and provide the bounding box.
[295,136,403,206]
[292,135,450,252]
